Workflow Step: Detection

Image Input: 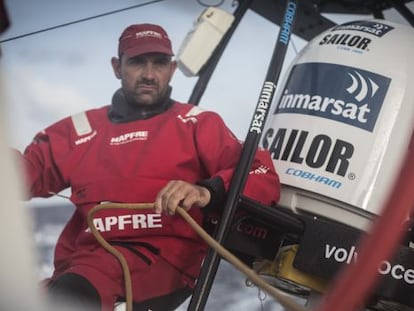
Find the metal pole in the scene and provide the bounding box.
[187,1,299,309]
[391,0,414,27]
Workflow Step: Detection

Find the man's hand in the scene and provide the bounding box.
[154,180,211,215]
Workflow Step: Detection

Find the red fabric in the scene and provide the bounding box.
[19,102,280,307]
[67,248,188,310]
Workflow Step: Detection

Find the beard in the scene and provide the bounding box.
[123,80,169,107]
[108,86,173,123]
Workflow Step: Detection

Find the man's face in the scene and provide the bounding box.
[112,52,176,106]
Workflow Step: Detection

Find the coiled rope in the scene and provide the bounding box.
[87,203,306,311]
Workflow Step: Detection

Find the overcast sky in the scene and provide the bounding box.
[0,1,413,310]
[2,0,412,150]
[1,0,295,150]
[0,0,310,207]
[1,0,413,205]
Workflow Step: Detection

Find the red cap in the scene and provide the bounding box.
[118,24,174,57]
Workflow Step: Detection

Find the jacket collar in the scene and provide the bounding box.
[108,87,173,123]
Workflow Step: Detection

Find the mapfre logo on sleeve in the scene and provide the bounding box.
[274,63,391,132]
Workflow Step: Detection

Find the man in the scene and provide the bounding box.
[17,23,280,310]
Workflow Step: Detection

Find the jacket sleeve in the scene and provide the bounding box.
[16,128,69,199]
[195,111,280,208]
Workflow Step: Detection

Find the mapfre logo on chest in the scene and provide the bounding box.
[110,130,148,145]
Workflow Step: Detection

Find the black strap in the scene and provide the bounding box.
[109,241,159,265]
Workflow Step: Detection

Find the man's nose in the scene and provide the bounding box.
[142,63,155,79]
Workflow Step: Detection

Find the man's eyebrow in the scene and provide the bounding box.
[154,55,171,61]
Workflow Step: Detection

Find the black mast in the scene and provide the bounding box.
[187,1,299,309]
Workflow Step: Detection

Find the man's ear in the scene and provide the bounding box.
[111,57,121,79]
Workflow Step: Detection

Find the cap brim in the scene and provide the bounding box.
[123,43,174,57]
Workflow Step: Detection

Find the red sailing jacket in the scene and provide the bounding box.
[20,101,280,304]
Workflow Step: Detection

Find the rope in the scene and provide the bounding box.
[87,203,153,311]
[87,202,307,311]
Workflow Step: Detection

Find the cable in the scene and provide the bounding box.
[0,0,167,43]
